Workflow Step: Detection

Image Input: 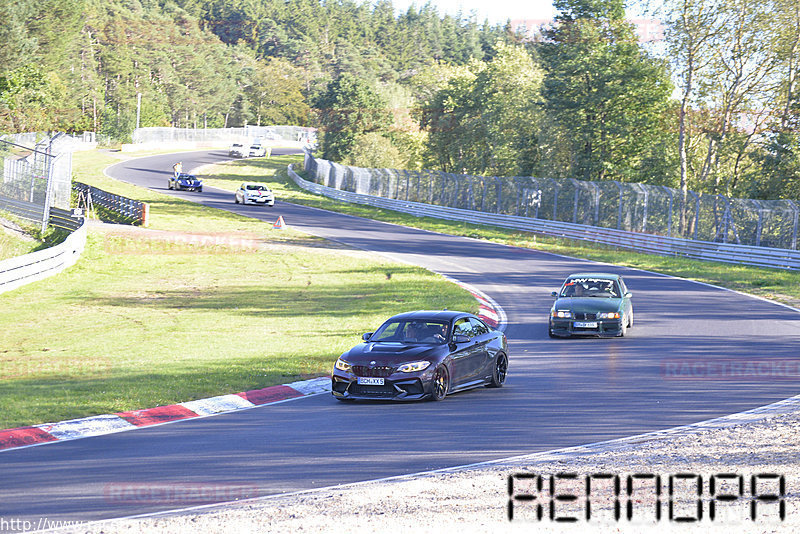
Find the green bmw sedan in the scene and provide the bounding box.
[549,273,634,338]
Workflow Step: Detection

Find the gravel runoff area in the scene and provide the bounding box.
[57,397,800,534]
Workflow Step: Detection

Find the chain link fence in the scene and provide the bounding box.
[132,126,316,148]
[0,133,83,232]
[303,151,799,250]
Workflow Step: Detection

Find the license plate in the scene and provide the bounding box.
[574,321,598,328]
[357,377,384,386]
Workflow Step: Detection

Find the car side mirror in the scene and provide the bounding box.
[551,291,558,297]
[362,332,373,341]
[624,292,632,298]
[452,334,470,344]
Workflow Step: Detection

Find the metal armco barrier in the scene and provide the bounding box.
[288,165,800,271]
[73,182,149,226]
[0,217,87,295]
[49,207,84,232]
[0,195,46,223]
[303,152,800,251]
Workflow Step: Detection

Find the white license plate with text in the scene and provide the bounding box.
[574,321,598,328]
[357,377,385,386]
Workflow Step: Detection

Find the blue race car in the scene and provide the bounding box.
[168,173,203,192]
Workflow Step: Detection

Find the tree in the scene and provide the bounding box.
[662,0,724,232]
[538,0,674,182]
[314,74,392,162]
[0,1,37,72]
[420,43,544,176]
[750,0,800,201]
[242,57,310,126]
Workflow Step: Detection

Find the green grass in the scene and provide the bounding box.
[0,215,69,260]
[0,150,477,429]
[200,155,800,308]
[0,227,39,260]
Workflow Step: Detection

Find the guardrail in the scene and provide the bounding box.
[0,195,46,223]
[73,182,149,226]
[0,197,81,232]
[0,217,87,295]
[49,207,84,232]
[288,165,800,271]
[303,152,800,251]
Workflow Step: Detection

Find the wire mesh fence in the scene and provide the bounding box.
[0,134,78,232]
[303,151,799,250]
[132,126,316,147]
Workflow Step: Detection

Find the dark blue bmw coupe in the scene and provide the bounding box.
[332,310,508,402]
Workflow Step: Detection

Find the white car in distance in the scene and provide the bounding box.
[248,144,267,157]
[235,182,275,206]
[229,142,247,157]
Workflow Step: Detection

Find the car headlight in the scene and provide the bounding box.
[397,361,431,373]
[334,358,352,372]
[598,312,620,319]
[552,310,572,318]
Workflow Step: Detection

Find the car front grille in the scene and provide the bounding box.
[352,365,394,377]
[574,312,597,321]
[349,384,396,396]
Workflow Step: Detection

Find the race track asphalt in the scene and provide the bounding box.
[1,149,798,527]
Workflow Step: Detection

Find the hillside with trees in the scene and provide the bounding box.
[0,0,798,202]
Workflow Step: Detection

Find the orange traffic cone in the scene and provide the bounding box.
[272,215,287,230]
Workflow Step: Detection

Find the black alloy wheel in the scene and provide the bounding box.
[488,353,508,388]
[431,366,449,401]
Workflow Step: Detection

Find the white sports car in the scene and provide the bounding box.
[228,143,246,157]
[235,182,275,206]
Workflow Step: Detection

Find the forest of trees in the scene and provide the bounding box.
[1,0,798,202]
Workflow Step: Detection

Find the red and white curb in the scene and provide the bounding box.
[0,377,331,453]
[444,276,507,332]
[0,289,504,454]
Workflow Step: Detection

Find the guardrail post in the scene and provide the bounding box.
[613,180,623,229]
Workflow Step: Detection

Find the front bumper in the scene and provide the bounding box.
[243,196,274,205]
[550,318,623,337]
[331,370,431,401]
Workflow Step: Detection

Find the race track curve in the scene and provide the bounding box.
[1,149,798,527]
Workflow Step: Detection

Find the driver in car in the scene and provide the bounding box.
[406,322,447,343]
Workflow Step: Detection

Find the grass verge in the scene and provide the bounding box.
[0,222,39,260]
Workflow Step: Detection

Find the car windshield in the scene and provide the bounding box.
[245,185,268,191]
[370,319,449,344]
[560,278,620,298]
